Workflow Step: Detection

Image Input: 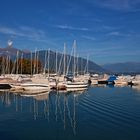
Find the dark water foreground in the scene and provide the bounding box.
[0,86,140,140]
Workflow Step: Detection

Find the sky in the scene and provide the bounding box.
[0,0,140,64]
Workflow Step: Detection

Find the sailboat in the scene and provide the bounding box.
[65,40,89,91]
[65,81,88,89]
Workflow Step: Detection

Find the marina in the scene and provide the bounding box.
[0,45,139,140]
[0,1,140,140]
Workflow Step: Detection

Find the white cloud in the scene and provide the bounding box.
[89,0,140,11]
[108,31,120,36]
[0,25,46,40]
[0,26,25,37]
[107,31,131,37]
[54,24,89,31]
[82,35,96,41]
[0,25,58,47]
[93,25,120,32]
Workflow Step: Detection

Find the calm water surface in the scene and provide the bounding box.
[0,86,140,140]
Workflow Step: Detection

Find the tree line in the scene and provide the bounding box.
[0,56,42,75]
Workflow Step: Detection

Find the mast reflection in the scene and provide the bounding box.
[0,89,87,135]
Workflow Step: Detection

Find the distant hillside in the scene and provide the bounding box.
[25,50,107,73]
[102,62,140,74]
[0,46,107,73]
[0,46,28,58]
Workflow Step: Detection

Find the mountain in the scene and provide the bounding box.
[25,50,107,74]
[0,46,28,58]
[102,62,140,74]
[0,46,107,73]
[0,46,20,56]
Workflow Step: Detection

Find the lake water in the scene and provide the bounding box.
[0,86,140,140]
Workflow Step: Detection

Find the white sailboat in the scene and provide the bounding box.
[65,40,89,91]
[10,82,50,94]
[65,81,88,88]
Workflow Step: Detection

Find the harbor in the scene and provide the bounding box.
[0,73,140,94]
[1,0,140,140]
[0,40,140,140]
[0,39,139,95]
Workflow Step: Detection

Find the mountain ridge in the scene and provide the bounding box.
[102,62,140,74]
[0,46,107,73]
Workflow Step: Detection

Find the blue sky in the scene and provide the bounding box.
[0,0,140,64]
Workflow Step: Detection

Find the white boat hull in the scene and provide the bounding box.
[10,83,49,94]
[65,82,88,88]
[132,80,140,86]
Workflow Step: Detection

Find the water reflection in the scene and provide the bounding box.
[20,91,50,120]
[0,89,87,135]
[53,90,86,134]
[1,87,140,140]
[132,85,140,92]
[0,90,11,107]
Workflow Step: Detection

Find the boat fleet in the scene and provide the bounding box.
[0,73,89,93]
[0,73,140,95]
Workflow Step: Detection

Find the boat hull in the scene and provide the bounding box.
[0,84,11,89]
[10,83,49,94]
[65,82,88,88]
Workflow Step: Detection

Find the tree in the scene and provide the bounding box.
[16,58,42,74]
[0,56,13,75]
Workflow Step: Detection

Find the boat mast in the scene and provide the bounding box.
[84,55,89,75]
[16,50,19,74]
[58,50,63,75]
[81,57,83,74]
[21,52,23,75]
[33,49,37,75]
[47,48,50,78]
[55,51,58,75]
[63,43,66,76]
[76,54,79,75]
[31,51,32,76]
[8,55,11,74]
[5,56,8,74]
[2,57,5,75]
[36,50,39,74]
[73,40,76,78]
[87,55,89,74]
[44,50,47,75]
